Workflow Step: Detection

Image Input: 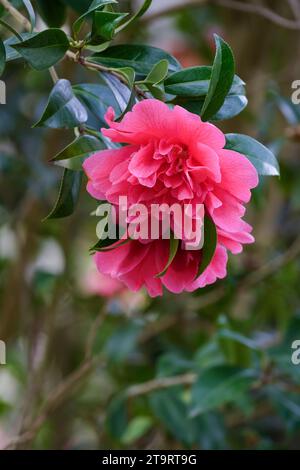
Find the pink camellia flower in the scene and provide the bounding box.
[83,99,258,297]
[81,263,125,298]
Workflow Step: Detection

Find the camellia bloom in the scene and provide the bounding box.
[83,99,258,297]
[81,263,125,298]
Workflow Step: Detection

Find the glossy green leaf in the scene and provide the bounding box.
[102,70,136,120]
[52,134,105,169]
[89,44,181,79]
[36,0,67,27]
[0,40,5,77]
[73,82,120,128]
[4,33,35,61]
[156,235,179,278]
[165,66,243,97]
[73,0,117,37]
[91,11,128,42]
[190,366,257,417]
[90,231,131,253]
[116,0,152,33]
[143,59,169,85]
[196,215,217,278]
[34,79,88,128]
[225,133,280,176]
[45,169,82,219]
[52,135,105,161]
[11,29,69,70]
[174,94,247,121]
[62,0,92,14]
[201,35,235,122]
[21,0,36,31]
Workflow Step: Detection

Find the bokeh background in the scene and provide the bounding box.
[1,0,300,450]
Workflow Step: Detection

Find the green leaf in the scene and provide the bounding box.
[4,33,35,61]
[73,0,117,37]
[121,416,153,445]
[52,135,105,161]
[225,133,280,176]
[190,366,257,417]
[62,0,92,14]
[90,232,131,253]
[89,44,181,79]
[45,168,82,219]
[140,60,168,100]
[36,0,67,27]
[196,215,217,278]
[116,0,152,33]
[149,389,195,446]
[11,29,69,70]
[167,68,247,120]
[0,39,5,77]
[102,70,136,120]
[218,328,261,351]
[91,11,128,42]
[165,66,243,97]
[212,94,247,121]
[52,134,105,169]
[106,395,128,440]
[156,235,179,278]
[201,35,235,122]
[21,0,36,31]
[174,93,247,122]
[143,59,169,85]
[73,82,120,128]
[34,79,88,128]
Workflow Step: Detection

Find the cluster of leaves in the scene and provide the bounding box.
[104,314,300,449]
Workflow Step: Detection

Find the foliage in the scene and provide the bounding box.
[0,0,299,451]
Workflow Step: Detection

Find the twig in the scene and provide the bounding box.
[3,357,96,449]
[213,0,300,30]
[126,372,197,398]
[288,0,300,20]
[241,235,300,288]
[49,66,59,83]
[85,309,106,359]
[0,0,31,30]
[142,0,300,30]
[141,0,206,23]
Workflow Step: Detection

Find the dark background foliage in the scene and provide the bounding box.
[0,0,300,450]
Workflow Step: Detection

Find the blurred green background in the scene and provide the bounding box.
[1,0,300,450]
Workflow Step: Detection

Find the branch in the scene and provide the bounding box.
[0,0,31,29]
[241,234,300,288]
[141,0,206,23]
[288,0,300,20]
[126,373,197,398]
[2,357,96,450]
[142,0,300,30]
[213,0,300,29]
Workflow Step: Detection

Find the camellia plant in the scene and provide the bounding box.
[0,0,280,297]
